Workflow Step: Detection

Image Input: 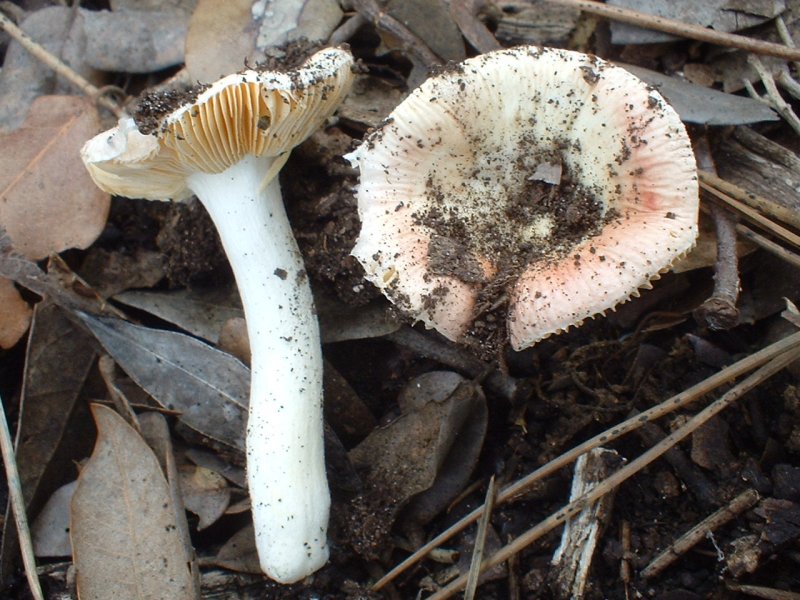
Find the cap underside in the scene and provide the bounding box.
[350,46,698,351]
[82,47,354,202]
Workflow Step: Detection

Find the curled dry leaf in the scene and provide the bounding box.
[0,95,109,260]
[71,404,197,600]
[0,277,31,349]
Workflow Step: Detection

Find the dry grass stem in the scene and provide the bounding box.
[698,171,800,231]
[699,183,800,250]
[426,343,800,599]
[0,394,44,600]
[463,476,497,600]
[372,330,800,591]
[0,12,124,118]
[736,224,800,269]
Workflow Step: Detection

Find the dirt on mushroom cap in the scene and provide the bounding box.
[349,46,698,356]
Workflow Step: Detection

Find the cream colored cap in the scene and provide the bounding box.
[82,46,355,201]
[347,46,698,351]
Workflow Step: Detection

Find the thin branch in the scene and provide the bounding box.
[0,394,44,600]
[641,489,759,579]
[463,476,497,600]
[371,330,800,591]
[541,0,800,61]
[699,183,800,250]
[736,224,800,269]
[694,205,740,330]
[427,344,800,599]
[0,12,124,117]
[746,54,800,136]
[697,171,800,232]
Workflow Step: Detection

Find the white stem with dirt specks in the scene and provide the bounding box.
[188,154,328,584]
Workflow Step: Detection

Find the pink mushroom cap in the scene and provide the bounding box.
[346,46,698,351]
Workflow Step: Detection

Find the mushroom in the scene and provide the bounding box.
[346,46,698,352]
[81,47,355,583]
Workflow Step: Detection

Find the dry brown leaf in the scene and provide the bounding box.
[0,277,31,349]
[185,0,258,82]
[178,465,231,530]
[0,95,109,260]
[70,404,196,600]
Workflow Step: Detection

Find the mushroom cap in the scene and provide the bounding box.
[82,46,355,201]
[347,46,698,351]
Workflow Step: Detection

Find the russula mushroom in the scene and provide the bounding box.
[346,46,698,352]
[81,47,354,583]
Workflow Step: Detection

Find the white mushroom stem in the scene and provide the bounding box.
[187,154,328,584]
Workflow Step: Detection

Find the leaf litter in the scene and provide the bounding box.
[1,1,800,599]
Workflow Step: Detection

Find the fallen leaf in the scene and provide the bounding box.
[608,0,782,44]
[253,0,343,51]
[179,465,231,530]
[79,313,249,452]
[217,317,250,365]
[348,373,487,537]
[383,0,465,62]
[184,448,246,488]
[208,524,261,574]
[0,277,31,349]
[185,0,259,82]
[113,287,243,345]
[71,404,197,599]
[621,64,778,125]
[32,481,76,558]
[77,10,188,73]
[0,300,96,581]
[0,95,109,260]
[0,7,75,132]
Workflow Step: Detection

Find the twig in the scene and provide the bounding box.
[0,394,45,600]
[736,224,800,270]
[775,16,800,73]
[426,344,800,599]
[725,582,800,600]
[463,476,497,600]
[697,171,800,232]
[694,205,740,330]
[540,0,800,61]
[384,326,520,400]
[0,12,124,117]
[641,488,759,579]
[350,0,443,67]
[450,0,502,53]
[699,183,800,250]
[745,55,800,137]
[620,521,632,600]
[370,330,800,591]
